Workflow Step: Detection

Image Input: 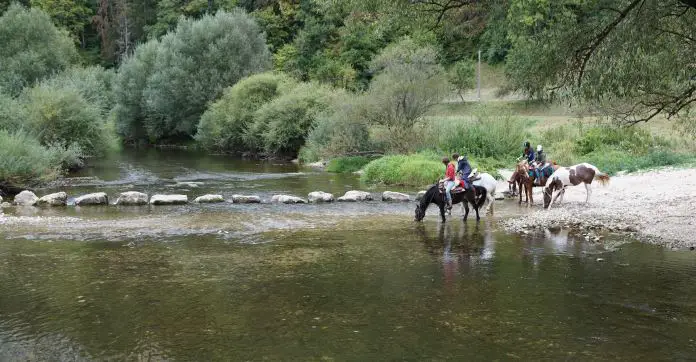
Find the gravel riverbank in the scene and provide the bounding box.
[499,167,696,249]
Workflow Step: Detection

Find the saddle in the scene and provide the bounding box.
[438,180,467,194]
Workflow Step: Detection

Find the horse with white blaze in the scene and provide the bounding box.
[543,163,610,209]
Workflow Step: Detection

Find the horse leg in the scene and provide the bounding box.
[463,202,469,221]
[474,201,480,221]
[585,183,592,204]
[529,181,534,206]
[559,187,566,203]
[439,204,446,222]
[518,179,523,204]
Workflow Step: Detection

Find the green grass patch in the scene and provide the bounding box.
[325,156,376,173]
[586,148,695,175]
[361,154,443,186]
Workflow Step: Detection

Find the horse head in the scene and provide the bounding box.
[414,203,425,221]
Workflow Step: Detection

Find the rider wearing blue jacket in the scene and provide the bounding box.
[453,153,472,189]
[523,141,535,163]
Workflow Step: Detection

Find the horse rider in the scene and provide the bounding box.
[508,142,535,188]
[453,153,472,189]
[533,144,548,185]
[442,156,456,210]
[522,141,535,164]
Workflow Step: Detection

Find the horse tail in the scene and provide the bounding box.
[587,164,610,186]
[476,186,487,209]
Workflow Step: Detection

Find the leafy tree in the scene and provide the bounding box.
[254,82,342,156]
[22,82,118,156]
[449,60,476,101]
[115,10,271,143]
[505,0,696,125]
[366,38,450,152]
[112,40,159,142]
[0,4,78,96]
[196,72,296,151]
[30,0,92,46]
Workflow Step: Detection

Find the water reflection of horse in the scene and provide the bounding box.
[415,223,495,287]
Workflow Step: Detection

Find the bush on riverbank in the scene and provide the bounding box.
[325,156,377,173]
[0,130,83,188]
[114,10,271,143]
[361,154,443,186]
[23,83,119,157]
[196,72,296,152]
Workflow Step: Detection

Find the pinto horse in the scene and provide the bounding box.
[511,160,560,205]
[543,163,610,209]
[414,183,487,223]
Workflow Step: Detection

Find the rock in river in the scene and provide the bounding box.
[75,192,109,206]
[271,195,307,204]
[308,191,334,203]
[14,190,38,206]
[232,195,261,204]
[115,192,148,206]
[337,190,373,202]
[382,191,410,202]
[150,194,188,205]
[194,194,225,203]
[36,192,67,207]
[415,190,427,201]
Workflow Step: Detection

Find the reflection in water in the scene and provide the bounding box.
[1,148,696,360]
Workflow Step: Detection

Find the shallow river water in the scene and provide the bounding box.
[1,149,696,360]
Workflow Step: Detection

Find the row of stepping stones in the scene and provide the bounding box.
[2,190,416,207]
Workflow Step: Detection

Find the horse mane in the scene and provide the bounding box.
[596,173,610,186]
[419,184,438,208]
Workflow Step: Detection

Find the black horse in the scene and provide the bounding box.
[414,184,487,223]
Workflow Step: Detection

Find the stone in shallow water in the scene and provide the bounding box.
[382,191,410,202]
[415,190,427,201]
[1,202,11,208]
[232,195,261,204]
[14,190,38,206]
[337,190,373,202]
[194,194,225,203]
[115,192,148,206]
[494,192,505,200]
[308,191,334,203]
[150,194,188,205]
[75,192,109,206]
[271,195,307,204]
[36,192,67,207]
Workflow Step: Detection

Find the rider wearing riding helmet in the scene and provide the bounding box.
[453,153,472,189]
[522,141,535,163]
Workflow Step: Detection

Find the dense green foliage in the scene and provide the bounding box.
[0,4,78,96]
[505,0,696,125]
[325,156,375,173]
[361,154,443,186]
[114,10,271,143]
[197,72,296,152]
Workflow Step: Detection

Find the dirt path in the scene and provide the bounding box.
[500,167,696,249]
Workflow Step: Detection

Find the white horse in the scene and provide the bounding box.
[469,172,497,215]
[543,163,610,209]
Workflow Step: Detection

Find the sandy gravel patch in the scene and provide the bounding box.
[500,167,696,248]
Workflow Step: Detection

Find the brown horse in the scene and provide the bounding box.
[512,160,560,205]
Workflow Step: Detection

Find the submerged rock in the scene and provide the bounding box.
[115,192,149,206]
[14,191,38,206]
[382,191,410,202]
[232,195,261,204]
[75,192,109,206]
[150,194,188,205]
[194,194,225,203]
[271,195,307,204]
[415,190,427,201]
[493,192,505,200]
[337,190,373,202]
[308,191,334,203]
[36,192,68,207]
[169,182,203,189]
[0,202,11,208]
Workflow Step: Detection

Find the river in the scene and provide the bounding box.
[1,149,695,360]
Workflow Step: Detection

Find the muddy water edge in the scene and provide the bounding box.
[1,149,696,360]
